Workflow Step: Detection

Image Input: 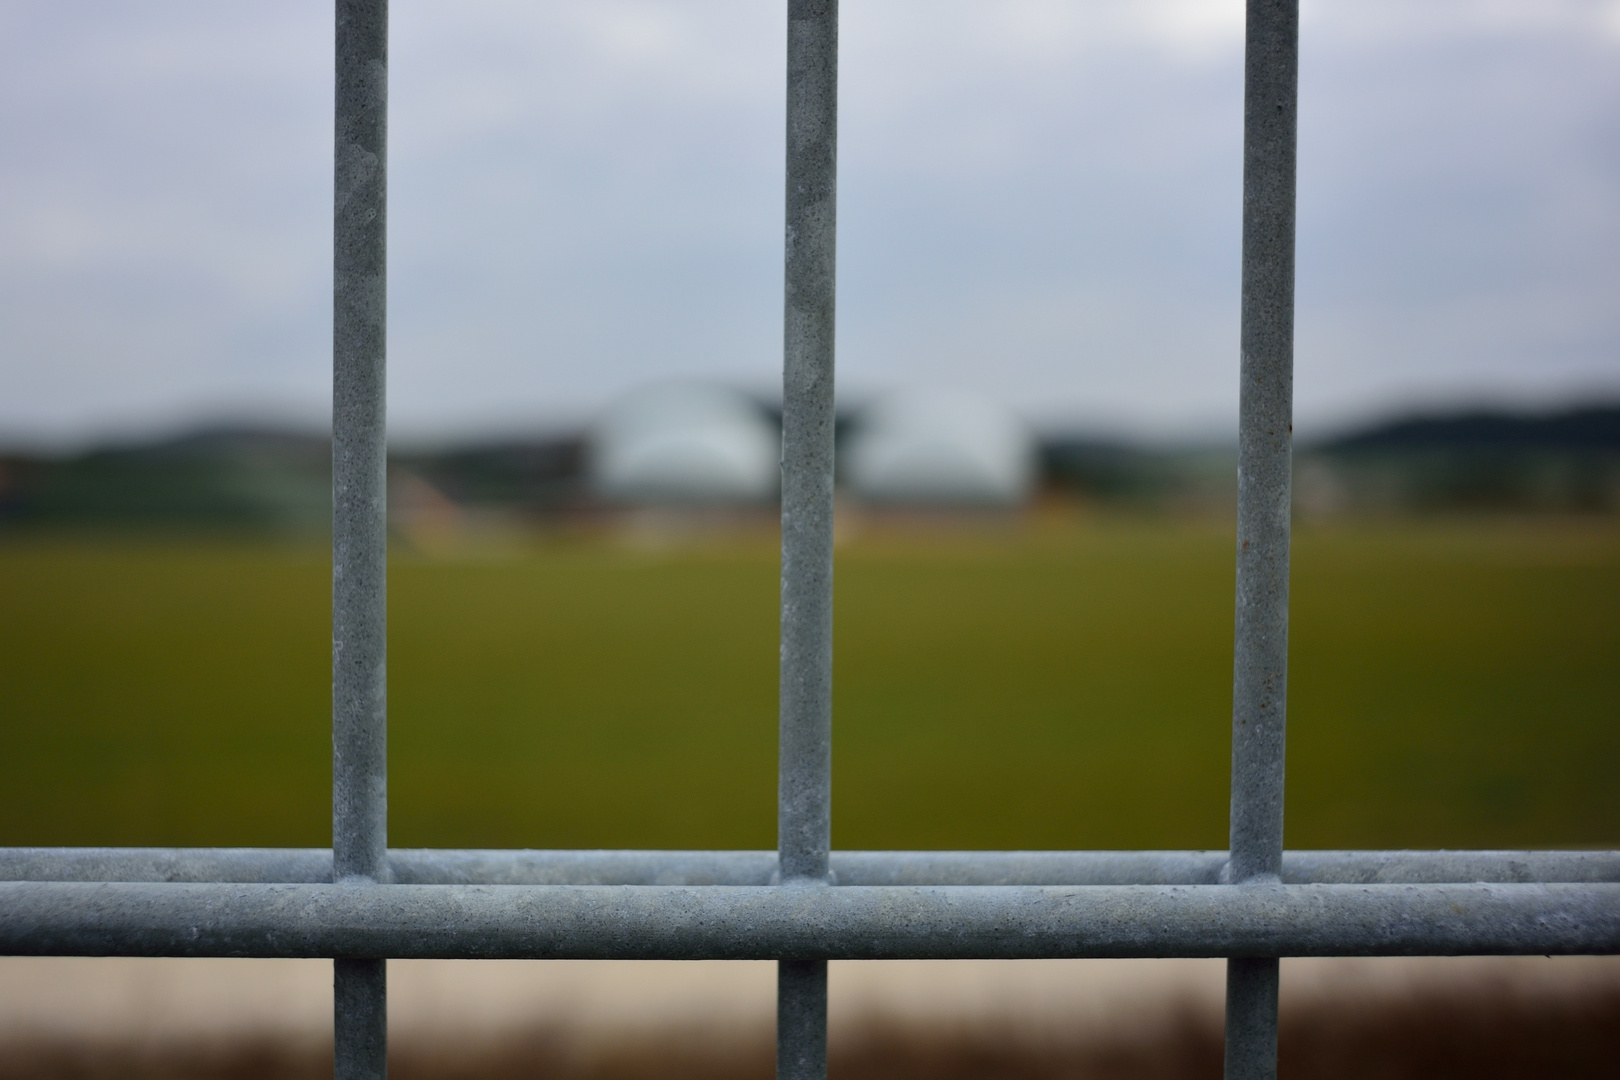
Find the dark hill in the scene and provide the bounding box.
[1305,404,1620,514]
[1324,406,1620,453]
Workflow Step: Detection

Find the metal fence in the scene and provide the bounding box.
[2,2,1616,1079]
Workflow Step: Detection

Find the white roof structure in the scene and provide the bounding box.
[843,388,1036,507]
[588,382,779,505]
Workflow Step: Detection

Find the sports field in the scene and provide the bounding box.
[1,515,1615,852]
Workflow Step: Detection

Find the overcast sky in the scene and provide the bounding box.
[2,0,1618,448]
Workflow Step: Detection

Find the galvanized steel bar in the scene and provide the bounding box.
[334,956,386,1080]
[1228,0,1299,1077]
[779,959,828,1080]
[1226,957,1279,1080]
[5,882,1617,960]
[333,0,389,894]
[7,848,1619,886]
[1230,0,1298,905]
[778,0,838,889]
[0,848,336,883]
[779,0,838,1077]
[333,1,390,1078]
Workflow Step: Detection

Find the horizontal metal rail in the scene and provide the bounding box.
[3,848,1617,886]
[4,882,1616,960]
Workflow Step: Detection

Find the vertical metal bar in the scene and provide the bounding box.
[778,959,829,1080]
[333,1,389,1078]
[334,957,387,1079]
[1225,958,1281,1080]
[779,0,836,892]
[778,1,837,1078]
[1225,1,1297,1079]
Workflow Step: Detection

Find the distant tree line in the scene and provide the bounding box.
[2,405,1616,532]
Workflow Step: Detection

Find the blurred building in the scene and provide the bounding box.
[588,382,779,506]
[843,389,1036,507]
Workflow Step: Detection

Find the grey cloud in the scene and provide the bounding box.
[0,0,1615,447]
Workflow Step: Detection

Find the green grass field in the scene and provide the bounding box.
[1,515,1615,852]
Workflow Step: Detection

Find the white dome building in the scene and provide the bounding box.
[843,388,1036,507]
[589,383,779,505]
